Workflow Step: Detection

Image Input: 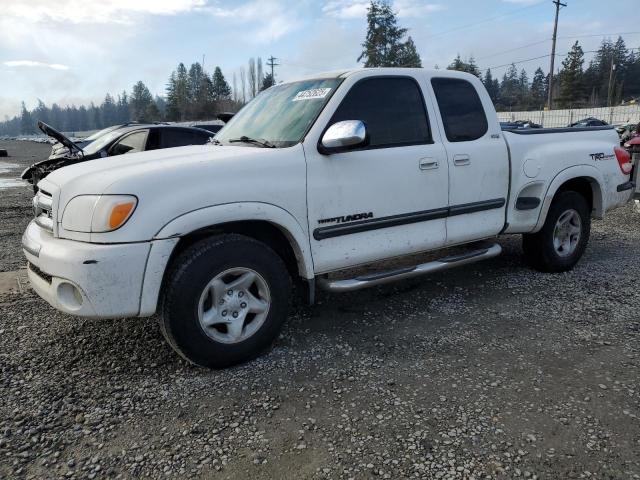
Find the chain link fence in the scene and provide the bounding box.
[497,104,640,128]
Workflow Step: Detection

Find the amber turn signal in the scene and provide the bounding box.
[108,202,136,230]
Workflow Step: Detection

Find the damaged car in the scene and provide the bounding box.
[22,121,215,191]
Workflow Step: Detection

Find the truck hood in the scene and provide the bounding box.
[44,143,307,242]
[38,121,83,155]
[44,144,274,193]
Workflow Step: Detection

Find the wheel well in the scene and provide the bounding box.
[167,220,302,281]
[555,177,598,215]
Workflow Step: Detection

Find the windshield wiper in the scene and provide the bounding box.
[228,136,276,148]
[209,138,222,145]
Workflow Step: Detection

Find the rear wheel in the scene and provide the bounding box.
[160,234,291,368]
[522,191,591,273]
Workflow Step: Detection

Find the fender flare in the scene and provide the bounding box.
[153,202,315,279]
[533,164,605,232]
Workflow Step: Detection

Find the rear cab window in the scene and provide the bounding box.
[160,129,211,148]
[431,78,488,142]
[329,76,431,149]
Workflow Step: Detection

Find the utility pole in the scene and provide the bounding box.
[547,0,567,110]
[266,56,279,81]
[607,59,616,107]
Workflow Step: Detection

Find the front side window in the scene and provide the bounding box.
[215,78,341,148]
[110,130,148,156]
[431,78,488,142]
[329,77,431,148]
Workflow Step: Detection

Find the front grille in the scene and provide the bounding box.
[33,190,54,232]
[28,262,52,284]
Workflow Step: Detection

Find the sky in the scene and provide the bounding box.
[1,0,639,119]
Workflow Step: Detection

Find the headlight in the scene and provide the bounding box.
[62,195,137,233]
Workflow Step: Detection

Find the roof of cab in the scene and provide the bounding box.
[296,67,479,81]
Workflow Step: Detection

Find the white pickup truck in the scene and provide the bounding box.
[22,68,635,367]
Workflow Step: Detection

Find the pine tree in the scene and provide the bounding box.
[447,54,480,77]
[130,81,154,122]
[499,64,519,109]
[518,69,530,109]
[358,1,419,67]
[188,62,205,119]
[175,63,190,120]
[20,101,35,135]
[396,36,421,67]
[558,41,585,107]
[77,105,89,131]
[530,67,546,108]
[483,69,499,104]
[212,67,231,100]
[33,99,49,125]
[165,71,180,121]
[101,93,118,126]
[116,91,130,124]
[261,73,275,91]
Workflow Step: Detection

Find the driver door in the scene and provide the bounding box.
[304,75,449,274]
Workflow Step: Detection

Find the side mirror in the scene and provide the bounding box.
[319,120,367,154]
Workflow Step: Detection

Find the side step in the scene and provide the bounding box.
[317,243,502,292]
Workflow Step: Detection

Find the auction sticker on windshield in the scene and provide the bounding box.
[292,88,332,101]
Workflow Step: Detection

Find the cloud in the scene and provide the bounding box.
[204,0,304,42]
[323,1,369,19]
[502,0,542,3]
[323,0,444,19]
[4,60,70,71]
[4,0,207,25]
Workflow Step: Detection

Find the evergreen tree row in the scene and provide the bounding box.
[0,62,239,136]
[448,37,640,110]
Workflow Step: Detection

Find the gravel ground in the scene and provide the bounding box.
[0,140,639,479]
[0,140,49,272]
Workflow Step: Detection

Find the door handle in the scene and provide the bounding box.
[419,158,439,170]
[453,154,471,166]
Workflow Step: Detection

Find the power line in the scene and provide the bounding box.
[423,1,546,40]
[477,39,551,61]
[557,31,640,39]
[482,46,640,74]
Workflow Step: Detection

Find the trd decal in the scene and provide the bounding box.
[318,212,374,225]
[589,152,615,161]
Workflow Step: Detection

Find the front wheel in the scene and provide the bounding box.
[522,191,591,273]
[160,234,291,368]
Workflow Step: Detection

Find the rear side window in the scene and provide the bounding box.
[330,77,431,148]
[161,129,210,148]
[431,78,488,142]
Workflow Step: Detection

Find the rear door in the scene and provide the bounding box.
[429,76,509,244]
[304,74,450,273]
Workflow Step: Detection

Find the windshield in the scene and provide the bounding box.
[83,125,120,143]
[215,78,341,148]
[82,129,128,155]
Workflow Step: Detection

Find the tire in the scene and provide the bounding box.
[160,234,291,368]
[522,191,591,273]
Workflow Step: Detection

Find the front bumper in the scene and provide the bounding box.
[22,220,175,319]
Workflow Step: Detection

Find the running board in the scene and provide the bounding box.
[317,243,502,292]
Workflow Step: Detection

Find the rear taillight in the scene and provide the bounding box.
[614,146,633,175]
